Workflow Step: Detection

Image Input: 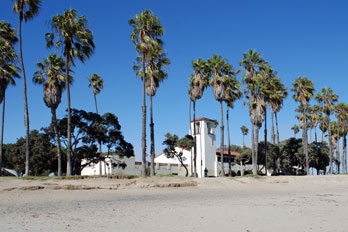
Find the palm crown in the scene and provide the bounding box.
[12,0,41,22]
[88,73,104,95]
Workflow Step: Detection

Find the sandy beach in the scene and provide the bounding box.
[1,175,348,232]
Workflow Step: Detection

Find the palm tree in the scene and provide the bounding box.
[88,73,103,114]
[319,115,329,142]
[188,58,209,177]
[129,10,164,176]
[224,69,242,176]
[33,53,68,176]
[46,9,95,175]
[291,77,315,175]
[134,46,170,176]
[334,102,348,173]
[316,88,338,174]
[310,105,321,142]
[291,124,299,138]
[208,54,233,176]
[240,126,248,148]
[0,27,20,175]
[240,49,266,175]
[12,0,41,176]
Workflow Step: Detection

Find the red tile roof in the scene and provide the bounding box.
[216,150,240,156]
[190,117,216,122]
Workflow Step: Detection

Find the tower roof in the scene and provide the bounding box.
[190,117,216,123]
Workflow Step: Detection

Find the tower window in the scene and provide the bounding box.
[195,122,200,134]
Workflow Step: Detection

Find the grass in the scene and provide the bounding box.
[1,174,139,181]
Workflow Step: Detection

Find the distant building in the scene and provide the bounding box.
[81,117,243,177]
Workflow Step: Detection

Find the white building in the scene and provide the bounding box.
[81,117,244,177]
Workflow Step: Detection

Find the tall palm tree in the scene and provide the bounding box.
[240,49,266,175]
[88,73,103,174]
[311,105,321,142]
[291,124,299,138]
[134,46,170,176]
[33,53,68,176]
[316,88,338,174]
[129,10,164,176]
[46,9,95,175]
[12,0,41,176]
[88,73,103,114]
[188,58,209,177]
[291,77,315,175]
[240,126,248,148]
[224,69,242,176]
[207,54,233,176]
[319,115,329,142]
[0,29,20,175]
[334,102,348,173]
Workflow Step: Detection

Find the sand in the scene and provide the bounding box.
[1,175,348,232]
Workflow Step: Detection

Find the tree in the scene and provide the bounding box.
[240,49,267,175]
[188,58,209,177]
[335,102,348,173]
[134,45,170,176]
[129,10,164,176]
[240,126,248,148]
[162,133,194,177]
[308,141,330,175]
[88,73,103,114]
[0,21,20,175]
[319,115,329,142]
[43,109,134,174]
[3,130,57,176]
[291,77,315,175]
[12,0,42,176]
[291,125,299,138]
[310,105,321,142]
[224,69,242,176]
[33,53,68,176]
[207,54,235,176]
[88,73,104,174]
[46,9,95,175]
[316,87,338,174]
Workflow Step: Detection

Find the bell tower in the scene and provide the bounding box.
[190,117,217,177]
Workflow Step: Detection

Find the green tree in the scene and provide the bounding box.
[240,49,267,175]
[33,53,68,176]
[316,87,338,174]
[162,133,194,177]
[46,9,95,175]
[12,0,42,176]
[291,124,299,138]
[291,77,315,174]
[0,21,20,175]
[308,141,330,175]
[129,10,164,176]
[240,126,249,148]
[43,109,134,174]
[188,58,209,177]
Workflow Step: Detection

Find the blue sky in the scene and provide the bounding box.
[1,0,348,161]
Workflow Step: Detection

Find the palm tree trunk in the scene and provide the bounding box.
[189,98,193,176]
[94,93,98,114]
[18,17,30,176]
[226,107,231,176]
[220,101,225,176]
[65,54,72,176]
[271,110,275,144]
[303,107,309,175]
[150,95,155,176]
[141,55,147,176]
[255,125,260,175]
[193,100,197,177]
[0,94,5,176]
[344,131,347,173]
[51,108,63,176]
[252,123,256,175]
[264,109,268,176]
[336,138,340,174]
[328,119,333,175]
[315,126,317,143]
[275,112,280,145]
